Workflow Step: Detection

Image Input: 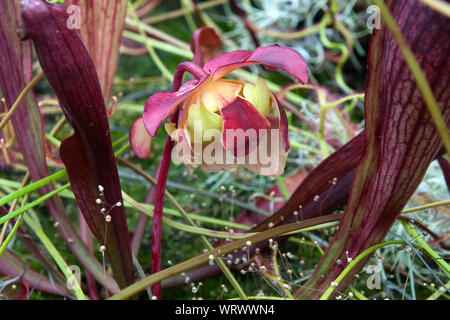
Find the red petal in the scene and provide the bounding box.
[130,117,152,159]
[221,97,271,157]
[246,46,308,84]
[205,46,308,83]
[143,79,205,136]
[203,50,252,77]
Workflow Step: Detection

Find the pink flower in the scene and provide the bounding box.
[131,35,308,176]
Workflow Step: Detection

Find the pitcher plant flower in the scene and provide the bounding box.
[131,45,308,176]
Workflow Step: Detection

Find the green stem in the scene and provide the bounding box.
[418,0,450,17]
[276,176,290,201]
[0,192,29,257]
[426,280,450,300]
[122,192,252,239]
[0,72,44,131]
[24,212,86,300]
[320,240,405,300]
[0,183,71,226]
[401,221,450,278]
[0,170,67,208]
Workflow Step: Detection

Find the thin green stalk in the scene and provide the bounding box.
[402,221,450,278]
[114,142,130,156]
[0,173,29,246]
[319,240,405,300]
[0,72,44,131]
[349,285,368,300]
[0,183,71,226]
[289,140,322,155]
[143,0,228,25]
[0,179,21,189]
[158,198,249,300]
[319,14,352,93]
[138,202,251,231]
[122,192,252,240]
[123,31,192,59]
[402,200,450,214]
[0,214,23,256]
[418,0,450,17]
[23,212,86,300]
[0,192,29,257]
[276,176,290,201]
[180,0,198,32]
[427,280,450,300]
[0,170,67,208]
[45,133,61,148]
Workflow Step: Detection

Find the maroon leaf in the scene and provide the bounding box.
[0,0,119,293]
[296,0,450,299]
[21,0,134,288]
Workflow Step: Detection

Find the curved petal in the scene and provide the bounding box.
[130,117,152,159]
[208,45,308,84]
[203,50,252,76]
[143,78,206,136]
[221,97,271,157]
[200,79,243,113]
[191,27,222,67]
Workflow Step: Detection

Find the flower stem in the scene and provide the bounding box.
[151,135,175,299]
